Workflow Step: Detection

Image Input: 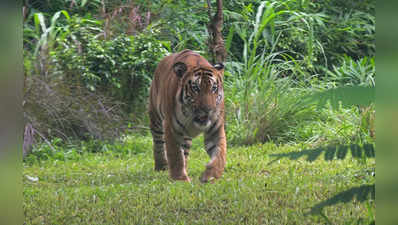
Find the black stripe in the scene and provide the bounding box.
[153,147,164,153]
[204,72,214,77]
[206,144,217,154]
[172,126,184,137]
[154,140,165,145]
[173,110,186,131]
[152,123,161,130]
[193,68,212,73]
[151,129,164,135]
[159,106,165,120]
[176,117,185,130]
[207,120,219,135]
[151,110,162,121]
[151,117,162,129]
[179,86,184,104]
[153,118,161,125]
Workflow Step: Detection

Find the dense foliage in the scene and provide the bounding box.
[23,0,375,144]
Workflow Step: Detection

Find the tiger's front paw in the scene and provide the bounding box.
[154,163,168,171]
[199,167,222,183]
[171,174,191,182]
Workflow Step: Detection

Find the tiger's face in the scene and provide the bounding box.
[173,62,224,130]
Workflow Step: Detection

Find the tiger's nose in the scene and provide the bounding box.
[194,107,211,124]
[195,107,211,118]
[200,106,211,114]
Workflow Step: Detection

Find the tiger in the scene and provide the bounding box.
[148,49,226,183]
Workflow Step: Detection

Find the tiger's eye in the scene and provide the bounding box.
[212,84,218,93]
[192,83,200,93]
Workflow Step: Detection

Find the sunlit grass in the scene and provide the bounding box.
[24,136,375,225]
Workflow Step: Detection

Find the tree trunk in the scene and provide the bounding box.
[206,0,227,64]
[23,123,34,159]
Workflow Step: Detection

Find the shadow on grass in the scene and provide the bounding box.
[308,183,375,214]
[281,86,375,221]
[267,143,375,220]
[268,143,375,165]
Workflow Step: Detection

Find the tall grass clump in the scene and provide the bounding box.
[225,2,319,145]
[223,0,375,78]
[324,56,375,87]
[223,1,375,145]
[289,102,375,146]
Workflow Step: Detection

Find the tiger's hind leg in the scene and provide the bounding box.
[149,110,168,171]
[200,123,227,183]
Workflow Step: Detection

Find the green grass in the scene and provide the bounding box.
[24,136,375,225]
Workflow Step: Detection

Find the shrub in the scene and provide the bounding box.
[292,103,375,146]
[150,0,209,53]
[223,1,375,145]
[49,15,169,112]
[223,2,320,145]
[23,10,170,154]
[324,56,375,87]
[226,81,318,145]
[223,0,375,77]
[25,0,102,17]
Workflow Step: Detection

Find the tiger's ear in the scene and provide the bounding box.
[214,63,224,71]
[173,62,187,78]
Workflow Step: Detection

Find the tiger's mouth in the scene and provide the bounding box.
[193,115,209,125]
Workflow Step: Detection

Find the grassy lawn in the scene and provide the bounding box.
[23,135,375,225]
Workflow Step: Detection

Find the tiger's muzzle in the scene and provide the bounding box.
[193,107,213,129]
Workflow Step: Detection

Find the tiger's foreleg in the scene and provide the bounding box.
[200,124,227,183]
[149,110,168,171]
[181,138,192,173]
[164,123,191,182]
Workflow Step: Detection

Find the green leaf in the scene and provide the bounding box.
[225,26,234,53]
[34,13,46,33]
[81,0,88,7]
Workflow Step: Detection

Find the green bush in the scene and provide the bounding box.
[223,2,320,145]
[23,11,169,147]
[292,103,375,145]
[223,1,375,145]
[151,0,209,53]
[24,11,169,112]
[225,81,318,145]
[48,15,169,112]
[324,56,375,87]
[23,133,152,165]
[25,0,102,16]
[223,0,375,77]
